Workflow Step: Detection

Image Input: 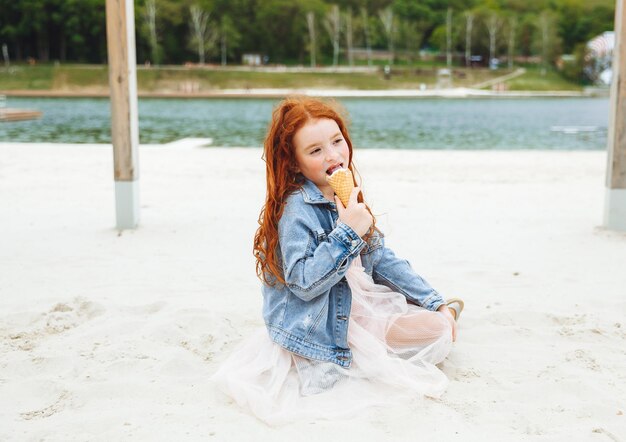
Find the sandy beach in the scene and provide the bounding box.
[1,143,625,441]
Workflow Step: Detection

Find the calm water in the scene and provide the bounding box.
[0,97,609,149]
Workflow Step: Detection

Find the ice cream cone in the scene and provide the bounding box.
[326,168,354,207]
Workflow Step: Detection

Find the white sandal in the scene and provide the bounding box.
[446,298,465,321]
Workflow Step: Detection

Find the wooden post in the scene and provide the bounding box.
[605,0,626,230]
[106,0,140,229]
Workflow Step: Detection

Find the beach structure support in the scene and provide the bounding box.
[105,0,140,229]
[604,0,626,231]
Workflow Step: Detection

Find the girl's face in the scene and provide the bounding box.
[293,118,350,201]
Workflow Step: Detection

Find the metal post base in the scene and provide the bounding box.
[115,180,140,230]
[603,187,626,231]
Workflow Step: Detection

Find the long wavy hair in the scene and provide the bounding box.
[253,96,378,286]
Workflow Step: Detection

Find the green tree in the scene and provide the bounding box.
[256,0,308,62]
[0,0,616,67]
[533,9,562,73]
[220,15,241,65]
[60,0,106,62]
[17,0,51,61]
[189,4,211,64]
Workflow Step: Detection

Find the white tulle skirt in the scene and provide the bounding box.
[211,257,453,425]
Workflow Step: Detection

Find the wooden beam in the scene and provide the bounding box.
[604,0,626,230]
[105,0,140,229]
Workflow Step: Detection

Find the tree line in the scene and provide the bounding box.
[0,0,615,69]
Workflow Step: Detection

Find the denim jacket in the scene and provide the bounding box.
[261,178,445,368]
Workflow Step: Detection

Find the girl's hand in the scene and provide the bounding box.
[335,187,373,238]
[437,304,457,342]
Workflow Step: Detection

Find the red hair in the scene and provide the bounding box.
[253,96,377,286]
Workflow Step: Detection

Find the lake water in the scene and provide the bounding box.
[0,97,609,150]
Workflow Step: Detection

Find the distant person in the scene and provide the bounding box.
[384,64,391,79]
[212,96,464,424]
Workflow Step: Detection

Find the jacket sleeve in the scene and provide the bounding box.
[372,240,445,311]
[279,208,365,301]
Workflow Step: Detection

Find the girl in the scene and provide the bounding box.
[212,96,464,424]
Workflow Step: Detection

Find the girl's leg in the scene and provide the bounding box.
[385,310,451,348]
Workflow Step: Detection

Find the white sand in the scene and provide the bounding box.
[0,143,625,441]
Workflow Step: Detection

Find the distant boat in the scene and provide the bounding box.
[0,94,43,122]
[0,108,43,122]
[550,126,601,134]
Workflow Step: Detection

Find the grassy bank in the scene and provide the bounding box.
[505,67,583,91]
[0,64,583,93]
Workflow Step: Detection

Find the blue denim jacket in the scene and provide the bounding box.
[262,178,445,368]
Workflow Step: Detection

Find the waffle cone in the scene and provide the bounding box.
[326,168,354,207]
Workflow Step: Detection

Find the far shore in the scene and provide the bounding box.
[0,87,608,99]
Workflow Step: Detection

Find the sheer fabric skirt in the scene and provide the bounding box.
[211,257,452,425]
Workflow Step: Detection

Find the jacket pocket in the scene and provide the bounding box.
[305,294,329,340]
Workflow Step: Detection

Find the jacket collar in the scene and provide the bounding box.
[300,178,334,206]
